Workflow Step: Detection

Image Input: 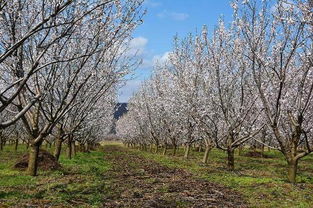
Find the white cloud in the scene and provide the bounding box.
[152,51,171,65]
[127,37,148,56]
[136,51,171,70]
[118,80,143,103]
[141,58,154,68]
[170,12,190,21]
[145,0,162,8]
[118,52,172,102]
[157,10,190,21]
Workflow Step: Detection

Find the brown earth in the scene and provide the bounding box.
[103,145,248,208]
[244,151,272,158]
[14,149,61,171]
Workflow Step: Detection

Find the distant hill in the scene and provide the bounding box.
[111,103,128,134]
[114,103,128,120]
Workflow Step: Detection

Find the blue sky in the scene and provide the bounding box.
[118,0,234,103]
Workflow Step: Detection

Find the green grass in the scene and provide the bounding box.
[0,144,111,207]
[1,143,313,207]
[59,151,110,174]
[132,146,313,208]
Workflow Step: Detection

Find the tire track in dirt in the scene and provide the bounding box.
[102,145,248,208]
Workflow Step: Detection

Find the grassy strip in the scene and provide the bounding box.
[0,145,111,207]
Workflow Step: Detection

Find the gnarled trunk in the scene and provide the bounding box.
[80,143,85,152]
[202,146,212,163]
[54,137,63,161]
[0,131,2,151]
[173,145,177,156]
[162,145,167,155]
[184,144,191,159]
[261,144,265,156]
[238,145,243,156]
[67,136,72,159]
[198,145,203,152]
[27,142,41,176]
[227,147,235,171]
[14,138,18,151]
[72,141,76,157]
[287,159,298,184]
[0,137,3,151]
[86,142,90,152]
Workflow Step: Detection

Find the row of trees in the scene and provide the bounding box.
[0,0,145,175]
[117,0,313,183]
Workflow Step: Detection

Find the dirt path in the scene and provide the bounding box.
[102,145,248,208]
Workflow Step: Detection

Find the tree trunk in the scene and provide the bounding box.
[155,145,159,153]
[0,138,3,151]
[287,159,298,183]
[67,137,72,159]
[199,145,203,152]
[72,142,76,157]
[54,137,63,161]
[14,138,18,151]
[80,143,85,152]
[227,148,235,171]
[0,131,2,151]
[238,145,243,156]
[202,146,211,163]
[184,144,191,159]
[261,144,264,157]
[27,143,41,176]
[86,143,90,152]
[173,145,177,156]
[162,145,167,156]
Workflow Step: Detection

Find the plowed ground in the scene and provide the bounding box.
[103,145,247,208]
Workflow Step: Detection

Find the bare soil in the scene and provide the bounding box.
[14,149,61,171]
[243,151,272,158]
[103,145,248,208]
